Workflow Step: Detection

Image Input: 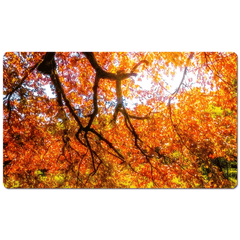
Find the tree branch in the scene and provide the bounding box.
[6,56,44,123]
[82,52,137,80]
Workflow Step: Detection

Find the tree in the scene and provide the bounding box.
[3,52,237,188]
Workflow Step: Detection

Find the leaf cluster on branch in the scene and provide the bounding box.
[3,52,237,188]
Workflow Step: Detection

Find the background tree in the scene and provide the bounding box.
[3,52,237,188]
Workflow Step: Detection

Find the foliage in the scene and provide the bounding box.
[3,52,237,188]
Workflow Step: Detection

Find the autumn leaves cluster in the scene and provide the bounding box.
[3,52,237,188]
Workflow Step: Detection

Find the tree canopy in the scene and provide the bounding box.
[3,52,237,188]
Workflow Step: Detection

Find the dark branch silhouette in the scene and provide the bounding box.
[37,52,56,75]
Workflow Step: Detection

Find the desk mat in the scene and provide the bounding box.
[3,52,237,188]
